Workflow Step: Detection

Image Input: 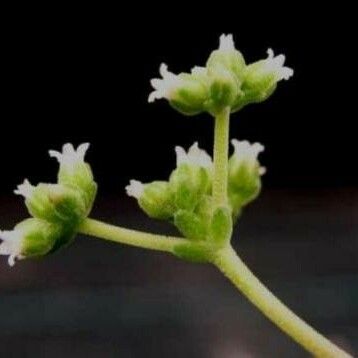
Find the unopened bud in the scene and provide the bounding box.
[228,139,265,216]
[126,180,175,220]
[241,48,293,105]
[0,219,62,266]
[15,180,87,225]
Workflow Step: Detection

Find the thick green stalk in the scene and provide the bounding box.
[78,218,187,253]
[213,245,352,358]
[212,107,230,207]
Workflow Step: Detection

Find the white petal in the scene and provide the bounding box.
[63,143,75,155]
[259,167,267,176]
[263,48,294,81]
[187,142,212,168]
[191,66,207,76]
[49,143,90,168]
[48,149,61,161]
[14,179,35,198]
[175,146,187,166]
[219,34,235,51]
[77,143,90,158]
[0,229,24,266]
[148,63,182,103]
[126,180,144,199]
[175,142,212,169]
[231,139,265,174]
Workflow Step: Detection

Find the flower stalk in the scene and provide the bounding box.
[212,107,230,207]
[213,245,351,358]
[78,218,187,253]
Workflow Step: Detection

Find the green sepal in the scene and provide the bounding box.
[17,218,62,258]
[174,210,207,241]
[228,162,262,207]
[195,195,214,223]
[25,183,88,225]
[169,72,210,116]
[209,207,233,247]
[169,100,203,116]
[207,66,241,113]
[138,181,175,220]
[169,164,210,211]
[58,162,97,211]
[228,194,243,221]
[48,226,77,254]
[239,61,278,106]
[206,48,246,79]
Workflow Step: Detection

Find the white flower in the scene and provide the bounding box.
[49,143,89,170]
[14,179,35,199]
[148,63,183,103]
[126,180,145,199]
[191,66,207,76]
[231,139,266,175]
[262,48,294,81]
[218,33,236,51]
[0,228,24,266]
[175,142,212,169]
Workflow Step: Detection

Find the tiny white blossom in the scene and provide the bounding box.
[148,63,183,103]
[262,48,294,81]
[231,139,265,175]
[191,66,207,76]
[175,142,212,169]
[0,228,25,266]
[126,180,145,199]
[14,179,35,199]
[219,33,235,51]
[49,143,89,170]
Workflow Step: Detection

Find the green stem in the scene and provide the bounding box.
[79,218,351,356]
[213,245,352,358]
[78,218,188,253]
[213,107,230,207]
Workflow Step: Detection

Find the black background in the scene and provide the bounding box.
[1,5,357,358]
[2,5,357,194]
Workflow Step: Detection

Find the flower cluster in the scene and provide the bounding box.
[127,140,264,248]
[0,144,97,266]
[149,34,293,115]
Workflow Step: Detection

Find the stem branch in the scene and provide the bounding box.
[213,245,351,357]
[78,218,187,253]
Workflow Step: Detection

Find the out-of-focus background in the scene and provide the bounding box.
[1,5,357,357]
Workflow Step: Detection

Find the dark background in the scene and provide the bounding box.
[1,5,357,358]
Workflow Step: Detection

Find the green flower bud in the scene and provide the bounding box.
[170,165,209,210]
[228,139,266,217]
[1,143,99,267]
[169,143,212,210]
[15,180,87,225]
[173,195,217,242]
[127,143,213,224]
[206,34,246,79]
[148,64,210,115]
[240,49,293,106]
[149,34,293,115]
[126,180,175,220]
[195,195,214,224]
[49,143,97,210]
[174,209,207,241]
[207,66,241,113]
[0,218,62,266]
